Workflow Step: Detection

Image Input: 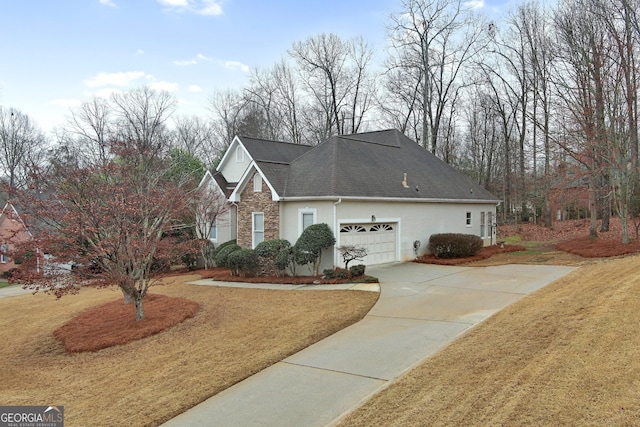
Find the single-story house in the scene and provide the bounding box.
[199,129,500,271]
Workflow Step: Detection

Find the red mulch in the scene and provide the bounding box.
[556,237,640,258]
[414,244,527,266]
[53,294,199,353]
[197,267,377,285]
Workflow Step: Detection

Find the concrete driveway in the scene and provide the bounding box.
[162,262,577,427]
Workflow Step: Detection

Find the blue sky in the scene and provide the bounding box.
[0,0,511,136]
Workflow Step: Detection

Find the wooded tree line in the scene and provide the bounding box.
[1,0,639,242]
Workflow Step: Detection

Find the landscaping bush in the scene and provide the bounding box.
[323,268,336,279]
[213,239,237,257]
[428,233,483,259]
[294,223,336,276]
[350,264,366,277]
[214,243,241,267]
[227,248,259,277]
[255,239,291,277]
[181,251,199,270]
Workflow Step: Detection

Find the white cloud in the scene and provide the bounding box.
[158,0,189,6]
[224,60,250,73]
[49,98,82,108]
[197,53,212,62]
[464,0,484,9]
[136,49,145,55]
[157,0,223,16]
[85,88,123,99]
[149,81,179,92]
[99,0,118,7]
[188,85,203,92]
[198,0,223,16]
[84,71,147,87]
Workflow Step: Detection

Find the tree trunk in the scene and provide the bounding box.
[135,294,145,321]
[121,287,134,304]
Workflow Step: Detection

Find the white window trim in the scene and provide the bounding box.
[252,212,264,249]
[253,174,262,192]
[0,244,8,264]
[236,146,245,163]
[208,218,218,242]
[466,211,472,227]
[298,208,317,236]
[480,211,486,238]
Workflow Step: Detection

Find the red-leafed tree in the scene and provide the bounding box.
[11,142,194,320]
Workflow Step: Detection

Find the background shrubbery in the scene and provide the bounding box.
[428,233,483,259]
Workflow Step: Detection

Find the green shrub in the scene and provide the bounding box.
[323,268,336,279]
[255,239,290,258]
[214,243,241,267]
[350,264,366,277]
[294,223,336,276]
[428,233,483,259]
[213,239,237,256]
[227,248,259,277]
[336,269,348,279]
[181,251,199,270]
[255,239,291,277]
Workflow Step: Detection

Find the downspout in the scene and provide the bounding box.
[333,198,342,267]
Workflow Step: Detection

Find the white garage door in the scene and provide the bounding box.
[339,223,397,266]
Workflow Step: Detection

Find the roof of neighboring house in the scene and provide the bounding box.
[244,129,498,202]
[238,136,313,164]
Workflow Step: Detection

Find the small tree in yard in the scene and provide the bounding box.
[10,143,193,321]
[338,245,367,275]
[192,177,229,269]
[294,223,336,276]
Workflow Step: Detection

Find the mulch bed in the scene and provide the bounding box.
[197,267,377,285]
[556,237,640,257]
[53,294,199,353]
[414,244,527,266]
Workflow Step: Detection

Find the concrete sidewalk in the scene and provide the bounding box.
[0,284,33,298]
[162,262,577,427]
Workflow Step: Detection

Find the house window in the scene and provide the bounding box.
[253,174,262,192]
[487,211,494,236]
[0,244,8,264]
[253,213,264,248]
[298,208,317,235]
[236,146,245,162]
[466,212,472,227]
[480,212,486,238]
[208,219,218,241]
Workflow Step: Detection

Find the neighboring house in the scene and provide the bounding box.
[201,129,500,270]
[0,202,33,275]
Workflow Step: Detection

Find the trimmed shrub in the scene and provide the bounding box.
[227,248,259,277]
[350,264,366,277]
[428,233,483,259]
[294,223,336,276]
[255,239,291,258]
[214,243,241,267]
[336,269,348,279]
[255,239,291,277]
[323,268,336,279]
[213,239,237,256]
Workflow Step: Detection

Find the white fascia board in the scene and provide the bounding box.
[229,161,282,202]
[215,135,244,172]
[279,196,501,204]
[196,169,214,190]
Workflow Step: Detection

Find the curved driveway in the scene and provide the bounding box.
[163,262,577,427]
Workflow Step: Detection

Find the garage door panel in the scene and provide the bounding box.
[340,223,397,266]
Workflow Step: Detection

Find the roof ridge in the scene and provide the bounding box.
[239,135,312,147]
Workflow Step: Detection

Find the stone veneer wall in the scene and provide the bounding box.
[237,174,280,248]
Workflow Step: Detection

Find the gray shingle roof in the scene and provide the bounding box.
[244,130,499,202]
[239,136,312,164]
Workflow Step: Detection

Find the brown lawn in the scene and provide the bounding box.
[0,274,378,427]
[338,219,640,426]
